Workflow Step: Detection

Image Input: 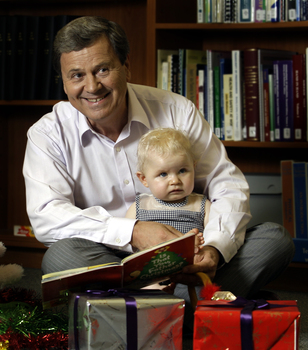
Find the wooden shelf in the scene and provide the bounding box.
[222,141,308,148]
[0,100,64,106]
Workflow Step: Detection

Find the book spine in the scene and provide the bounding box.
[244,49,260,141]
[268,0,280,21]
[301,0,308,20]
[197,0,205,22]
[219,58,232,140]
[281,160,295,238]
[293,54,307,141]
[273,61,282,141]
[198,66,205,116]
[268,73,275,141]
[280,60,294,142]
[293,162,308,239]
[223,0,233,22]
[214,66,221,138]
[238,0,255,21]
[263,68,271,142]
[255,0,267,21]
[223,74,234,140]
[288,0,297,20]
[232,50,243,140]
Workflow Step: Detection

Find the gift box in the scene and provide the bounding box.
[193,298,300,350]
[68,289,185,350]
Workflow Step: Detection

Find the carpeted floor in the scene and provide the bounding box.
[12,268,308,349]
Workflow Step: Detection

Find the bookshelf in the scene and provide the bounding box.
[145,0,308,281]
[0,0,148,267]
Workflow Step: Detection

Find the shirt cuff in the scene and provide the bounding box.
[105,217,137,253]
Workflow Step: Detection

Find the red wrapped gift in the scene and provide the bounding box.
[193,298,300,349]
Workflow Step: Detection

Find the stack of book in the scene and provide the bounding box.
[0,15,76,101]
[197,0,308,23]
[157,48,308,142]
[281,160,308,262]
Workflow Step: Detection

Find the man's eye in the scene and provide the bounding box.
[98,68,109,75]
[159,172,167,177]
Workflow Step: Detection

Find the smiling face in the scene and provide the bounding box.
[60,35,131,136]
[137,151,195,203]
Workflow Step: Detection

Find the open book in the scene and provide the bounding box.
[42,231,197,308]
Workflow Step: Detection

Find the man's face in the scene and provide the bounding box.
[60,36,131,127]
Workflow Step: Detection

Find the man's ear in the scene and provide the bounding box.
[136,171,149,187]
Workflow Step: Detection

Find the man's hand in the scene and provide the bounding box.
[170,245,220,285]
[131,221,185,251]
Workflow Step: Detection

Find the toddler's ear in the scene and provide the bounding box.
[136,171,149,187]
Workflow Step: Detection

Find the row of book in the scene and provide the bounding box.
[0,15,77,101]
[157,48,307,142]
[281,160,308,239]
[197,0,308,23]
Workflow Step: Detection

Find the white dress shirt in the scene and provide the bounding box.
[23,83,251,262]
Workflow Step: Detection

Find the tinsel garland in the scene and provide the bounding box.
[0,287,68,349]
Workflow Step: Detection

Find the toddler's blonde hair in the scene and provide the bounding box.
[137,128,196,173]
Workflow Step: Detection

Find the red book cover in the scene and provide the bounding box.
[293,54,307,141]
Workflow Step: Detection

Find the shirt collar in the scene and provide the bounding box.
[77,83,151,146]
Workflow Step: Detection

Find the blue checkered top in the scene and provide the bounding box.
[136,193,207,234]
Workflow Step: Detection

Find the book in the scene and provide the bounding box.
[14,16,28,100]
[0,16,7,100]
[255,0,267,21]
[244,49,296,142]
[293,162,308,238]
[281,160,295,238]
[197,64,207,118]
[263,68,271,142]
[223,73,234,140]
[232,50,244,141]
[214,65,221,138]
[219,57,232,140]
[36,16,55,100]
[185,49,207,105]
[197,0,205,22]
[280,60,294,142]
[3,16,18,100]
[273,60,294,142]
[157,49,178,90]
[268,73,275,141]
[224,0,233,22]
[168,53,179,93]
[268,0,280,21]
[41,231,198,308]
[238,0,255,22]
[207,50,231,133]
[25,16,39,100]
[292,54,307,142]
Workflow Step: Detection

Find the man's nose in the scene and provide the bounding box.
[85,75,101,93]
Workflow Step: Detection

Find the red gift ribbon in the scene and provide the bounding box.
[197,297,292,350]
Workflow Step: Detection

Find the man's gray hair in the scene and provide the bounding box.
[53,16,130,75]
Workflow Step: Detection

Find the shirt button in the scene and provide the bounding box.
[124,179,129,185]
[115,237,121,244]
[116,147,121,152]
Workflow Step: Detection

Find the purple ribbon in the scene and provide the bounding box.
[73,289,164,350]
[197,297,290,350]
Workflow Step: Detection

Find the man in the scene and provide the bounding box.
[23,16,294,307]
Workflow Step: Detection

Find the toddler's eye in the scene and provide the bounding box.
[179,168,186,174]
[159,172,167,177]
